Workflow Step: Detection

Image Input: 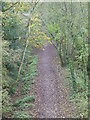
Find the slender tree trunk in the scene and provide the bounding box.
[12,1,39,86]
[87,54,90,81]
[15,39,29,84]
[59,24,64,67]
[69,58,76,93]
[87,3,90,80]
[80,2,87,90]
[58,42,63,67]
[69,1,76,93]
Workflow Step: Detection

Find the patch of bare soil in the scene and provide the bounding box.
[34,42,77,118]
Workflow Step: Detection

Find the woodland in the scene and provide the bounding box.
[1,1,89,119]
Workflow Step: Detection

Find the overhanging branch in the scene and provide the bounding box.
[2,2,18,12]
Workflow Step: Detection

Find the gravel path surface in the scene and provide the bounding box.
[34,42,77,118]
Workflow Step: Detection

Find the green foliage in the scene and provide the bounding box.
[2,13,25,42]
[22,55,38,95]
[12,111,31,118]
[70,92,88,118]
[40,2,88,96]
[65,67,88,118]
[29,104,34,109]
[40,2,88,117]
[13,96,35,107]
[2,36,38,117]
[69,58,76,92]
[9,87,17,95]
[2,90,12,116]
[24,96,35,103]
[23,55,38,80]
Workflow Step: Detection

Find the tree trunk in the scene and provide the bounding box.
[87,54,90,80]
[69,58,76,93]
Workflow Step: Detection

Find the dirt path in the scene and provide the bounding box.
[34,42,77,118]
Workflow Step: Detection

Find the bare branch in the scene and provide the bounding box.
[2,2,18,12]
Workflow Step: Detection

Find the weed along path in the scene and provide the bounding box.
[34,42,77,118]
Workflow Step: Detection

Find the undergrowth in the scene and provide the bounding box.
[12,55,38,118]
[13,96,35,107]
[65,67,88,118]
